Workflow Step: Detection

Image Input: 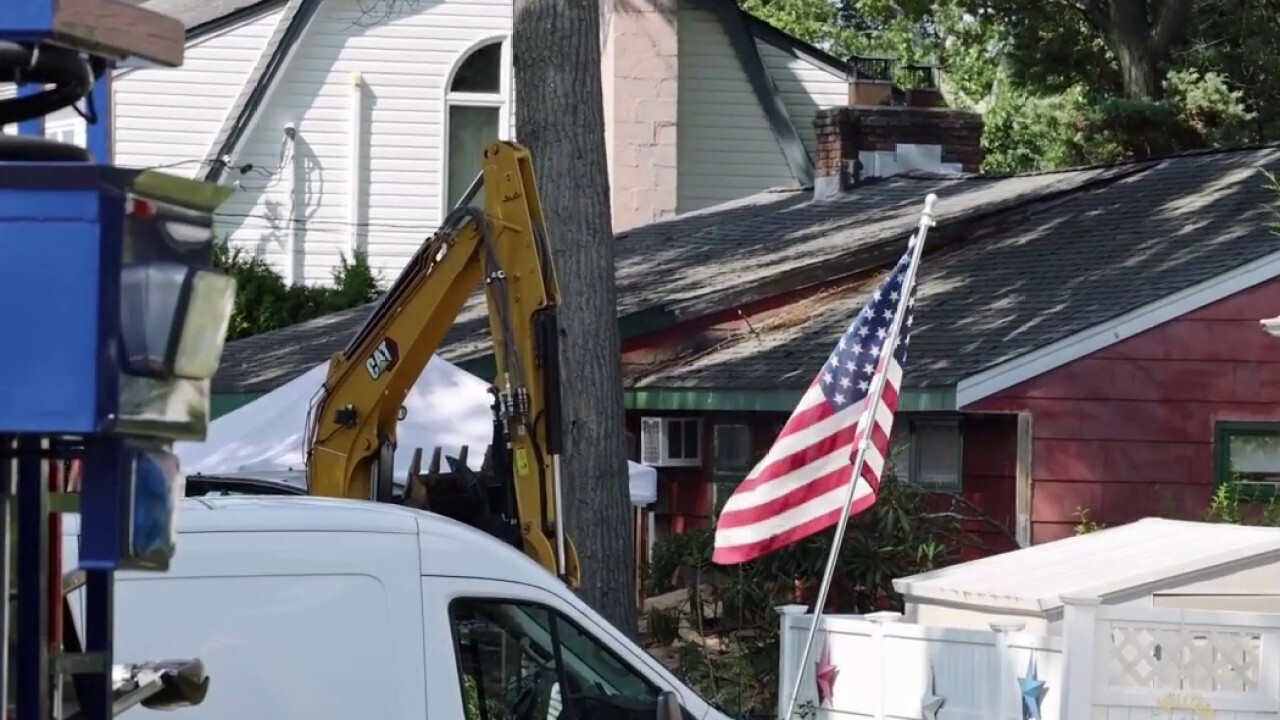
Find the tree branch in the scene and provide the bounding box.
[1058,0,1110,32]
[932,490,1021,547]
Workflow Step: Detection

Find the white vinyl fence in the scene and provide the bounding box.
[776,606,1064,720]
[1062,597,1280,720]
[777,599,1280,720]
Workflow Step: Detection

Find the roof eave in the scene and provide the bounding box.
[186,0,287,40]
[955,245,1280,409]
[893,584,1049,615]
[738,11,849,79]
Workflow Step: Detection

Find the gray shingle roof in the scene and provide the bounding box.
[630,146,1280,392]
[214,168,1118,394]
[143,0,276,29]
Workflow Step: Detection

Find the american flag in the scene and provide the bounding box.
[711,244,919,565]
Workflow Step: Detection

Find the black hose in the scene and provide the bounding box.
[0,42,94,125]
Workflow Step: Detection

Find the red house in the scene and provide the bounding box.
[621,144,1280,549]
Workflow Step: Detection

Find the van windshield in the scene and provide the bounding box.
[451,598,665,720]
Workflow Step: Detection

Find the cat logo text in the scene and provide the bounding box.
[365,338,400,380]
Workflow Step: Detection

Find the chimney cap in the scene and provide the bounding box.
[848,55,896,83]
[847,55,943,92]
[902,62,941,91]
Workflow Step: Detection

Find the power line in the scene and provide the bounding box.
[214,211,437,233]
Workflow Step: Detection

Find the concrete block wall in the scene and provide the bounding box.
[602,0,678,232]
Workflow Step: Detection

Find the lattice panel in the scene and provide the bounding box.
[1106,625,1261,693]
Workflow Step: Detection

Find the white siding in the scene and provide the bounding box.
[675,0,793,214]
[2,13,279,164]
[755,39,847,158]
[114,10,283,173]
[217,0,511,284]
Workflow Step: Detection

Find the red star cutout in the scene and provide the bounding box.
[815,639,838,706]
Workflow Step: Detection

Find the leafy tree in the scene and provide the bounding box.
[996,0,1195,101]
[214,243,383,341]
[1177,0,1280,139]
[981,68,1254,173]
[741,0,1269,170]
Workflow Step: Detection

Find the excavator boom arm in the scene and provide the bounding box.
[304,142,580,587]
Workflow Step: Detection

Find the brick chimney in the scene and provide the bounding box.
[814,56,984,200]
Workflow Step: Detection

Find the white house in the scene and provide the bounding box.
[4,0,857,284]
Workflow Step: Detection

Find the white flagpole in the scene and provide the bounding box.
[781,193,937,720]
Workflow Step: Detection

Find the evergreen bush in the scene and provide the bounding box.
[213,243,383,341]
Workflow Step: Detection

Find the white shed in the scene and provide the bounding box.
[893,518,1280,635]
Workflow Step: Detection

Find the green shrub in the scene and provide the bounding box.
[214,243,383,341]
[648,474,980,716]
[982,69,1255,173]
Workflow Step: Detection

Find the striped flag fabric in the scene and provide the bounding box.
[711,245,919,565]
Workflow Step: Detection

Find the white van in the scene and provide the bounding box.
[62,496,728,720]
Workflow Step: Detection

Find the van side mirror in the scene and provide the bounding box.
[656,690,683,720]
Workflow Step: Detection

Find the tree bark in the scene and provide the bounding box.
[1068,0,1195,99]
[512,0,637,637]
[1110,33,1160,100]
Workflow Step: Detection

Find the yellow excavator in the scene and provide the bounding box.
[301,141,580,587]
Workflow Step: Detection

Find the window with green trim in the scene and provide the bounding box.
[1215,422,1280,499]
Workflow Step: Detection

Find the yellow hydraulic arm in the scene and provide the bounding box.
[303,141,580,587]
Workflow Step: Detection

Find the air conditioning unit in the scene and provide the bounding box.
[639,417,702,468]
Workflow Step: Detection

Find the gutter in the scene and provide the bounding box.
[202,0,322,183]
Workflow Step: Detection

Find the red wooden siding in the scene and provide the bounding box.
[957,414,1019,558]
[970,277,1280,543]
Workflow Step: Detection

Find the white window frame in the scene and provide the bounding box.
[2,116,85,146]
[662,417,702,465]
[44,117,85,147]
[440,35,513,214]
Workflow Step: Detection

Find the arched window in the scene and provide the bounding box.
[445,39,509,210]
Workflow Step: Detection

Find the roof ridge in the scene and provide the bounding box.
[976,142,1280,181]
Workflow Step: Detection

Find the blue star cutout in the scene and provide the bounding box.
[1018,660,1047,720]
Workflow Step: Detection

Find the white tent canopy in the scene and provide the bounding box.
[176,356,658,506]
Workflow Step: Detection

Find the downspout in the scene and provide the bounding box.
[347,71,363,258]
[283,123,301,285]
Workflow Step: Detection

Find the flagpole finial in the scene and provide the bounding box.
[923,193,938,218]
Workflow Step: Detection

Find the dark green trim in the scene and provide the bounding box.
[624,386,955,412]
[619,306,680,339]
[628,388,801,412]
[458,355,497,383]
[205,0,321,183]
[693,0,814,186]
[1214,421,1280,501]
[211,392,263,420]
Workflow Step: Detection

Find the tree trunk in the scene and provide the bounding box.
[1092,0,1195,100]
[512,0,637,637]
[1112,38,1160,100]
